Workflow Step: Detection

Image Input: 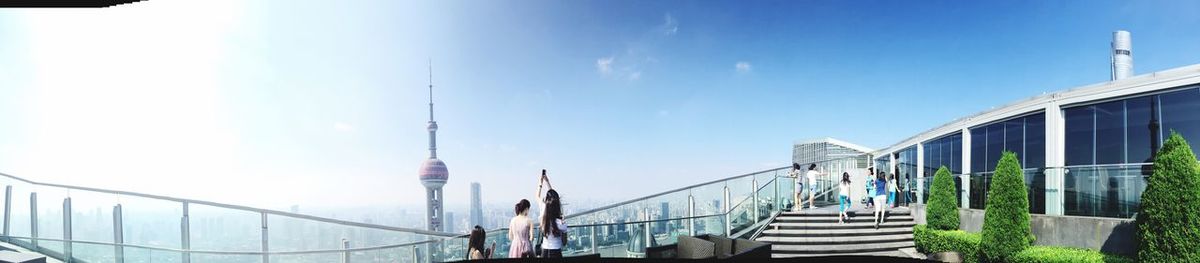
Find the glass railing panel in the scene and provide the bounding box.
[778,176,797,211]
[755,178,776,222]
[726,199,755,235]
[1025,168,1046,214]
[650,218,691,247]
[268,214,428,253]
[190,252,262,263]
[7,179,34,248]
[35,185,67,255]
[725,176,754,212]
[1063,164,1149,218]
[268,253,341,263]
[71,243,115,263]
[123,247,182,263]
[119,195,182,250]
[435,235,466,262]
[647,190,690,225]
[689,181,726,216]
[188,203,262,253]
[694,214,726,237]
[563,224,592,256]
[351,245,413,263]
[68,189,117,244]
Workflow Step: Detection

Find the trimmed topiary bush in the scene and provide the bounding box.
[914,224,981,263]
[980,151,1033,262]
[927,166,959,230]
[1010,246,1134,263]
[1137,132,1200,263]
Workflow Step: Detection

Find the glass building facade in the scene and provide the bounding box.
[1061,85,1200,218]
[921,133,962,205]
[967,113,1046,213]
[870,65,1200,220]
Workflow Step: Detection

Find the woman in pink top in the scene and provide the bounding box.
[508,199,535,258]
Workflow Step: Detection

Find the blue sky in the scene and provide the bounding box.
[1,0,1198,211]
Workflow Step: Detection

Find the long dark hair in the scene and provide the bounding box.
[808,163,817,170]
[542,189,563,237]
[515,199,531,215]
[792,163,801,171]
[841,172,851,184]
[468,225,486,257]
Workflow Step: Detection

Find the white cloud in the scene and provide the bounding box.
[334,122,355,132]
[629,71,642,80]
[596,57,614,74]
[661,13,678,36]
[735,61,752,73]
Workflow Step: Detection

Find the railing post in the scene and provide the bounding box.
[3,185,10,241]
[342,238,350,263]
[30,192,37,249]
[751,178,759,222]
[722,186,730,237]
[181,201,190,263]
[687,195,695,236]
[114,204,124,263]
[63,197,72,263]
[261,212,269,263]
[642,208,650,252]
[590,225,597,253]
[411,245,418,263]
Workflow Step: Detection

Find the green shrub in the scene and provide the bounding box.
[914,224,980,263]
[1009,246,1134,263]
[1137,132,1200,262]
[927,166,959,230]
[980,151,1033,262]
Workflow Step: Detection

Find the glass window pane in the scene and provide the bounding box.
[1095,101,1125,165]
[1160,87,1200,152]
[1025,113,1046,169]
[1126,96,1155,163]
[952,134,962,174]
[986,123,1004,171]
[1004,118,1025,165]
[971,128,986,173]
[1064,106,1095,166]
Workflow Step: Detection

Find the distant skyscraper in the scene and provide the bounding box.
[470,182,484,228]
[659,202,670,233]
[445,212,455,233]
[418,62,449,232]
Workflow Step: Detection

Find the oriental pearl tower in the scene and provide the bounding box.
[418,62,449,232]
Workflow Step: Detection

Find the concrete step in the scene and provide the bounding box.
[771,241,915,254]
[773,215,914,223]
[779,210,911,217]
[773,250,915,258]
[768,221,915,230]
[757,233,913,245]
[759,228,912,237]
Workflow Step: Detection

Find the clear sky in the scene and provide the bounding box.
[1,0,1198,212]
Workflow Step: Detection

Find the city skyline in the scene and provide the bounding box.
[1,1,1199,218]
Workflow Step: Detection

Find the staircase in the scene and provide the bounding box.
[755,206,916,258]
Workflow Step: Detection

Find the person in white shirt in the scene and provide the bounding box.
[838,172,852,224]
[805,164,827,210]
[536,169,568,258]
[788,163,803,211]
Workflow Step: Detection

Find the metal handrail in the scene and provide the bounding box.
[1,235,438,255]
[565,166,789,219]
[0,171,458,238]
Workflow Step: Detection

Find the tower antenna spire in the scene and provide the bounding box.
[429,59,434,122]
